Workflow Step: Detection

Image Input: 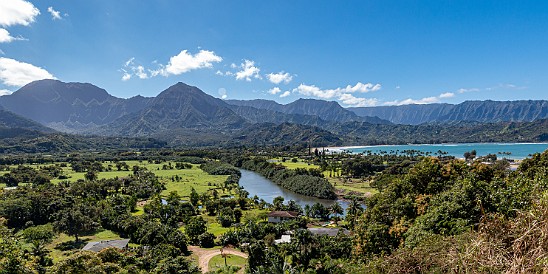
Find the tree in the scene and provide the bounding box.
[54,202,99,242]
[217,207,235,227]
[273,196,285,211]
[330,202,344,223]
[185,216,207,244]
[190,187,199,206]
[21,224,55,272]
[84,170,97,181]
[198,232,215,248]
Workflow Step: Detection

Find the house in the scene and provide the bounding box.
[82,239,130,252]
[274,235,291,244]
[267,211,299,223]
[307,228,350,237]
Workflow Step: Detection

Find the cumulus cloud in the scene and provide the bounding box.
[235,60,261,81]
[292,82,381,107]
[47,7,62,20]
[163,50,222,75]
[267,87,282,95]
[293,82,381,100]
[0,57,55,87]
[0,89,12,96]
[339,93,379,107]
[279,91,291,98]
[120,50,222,80]
[0,0,40,27]
[266,71,293,84]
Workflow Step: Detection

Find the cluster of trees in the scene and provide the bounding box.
[0,161,203,273]
[238,157,336,199]
[345,151,548,272]
[0,165,51,187]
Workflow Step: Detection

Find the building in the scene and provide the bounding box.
[274,235,292,244]
[307,228,350,237]
[82,239,130,252]
[267,211,299,223]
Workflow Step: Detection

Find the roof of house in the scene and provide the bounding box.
[268,211,300,218]
[82,239,130,252]
[274,235,292,244]
[308,228,350,237]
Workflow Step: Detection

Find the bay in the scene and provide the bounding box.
[329,143,548,160]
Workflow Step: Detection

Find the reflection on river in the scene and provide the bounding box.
[238,169,349,213]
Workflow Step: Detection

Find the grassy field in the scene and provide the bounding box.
[5,160,228,198]
[270,158,320,170]
[208,254,247,273]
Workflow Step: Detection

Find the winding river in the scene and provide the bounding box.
[238,169,349,213]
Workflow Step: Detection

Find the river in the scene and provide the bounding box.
[329,143,548,160]
[238,169,349,213]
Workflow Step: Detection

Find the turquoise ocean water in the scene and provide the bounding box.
[331,143,548,160]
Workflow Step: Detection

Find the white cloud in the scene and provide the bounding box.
[266,71,293,84]
[0,57,55,87]
[293,82,381,100]
[395,85,401,89]
[0,0,40,27]
[163,50,222,75]
[121,72,131,81]
[439,92,455,98]
[384,91,455,106]
[0,28,16,43]
[235,59,261,81]
[458,87,480,94]
[385,97,439,106]
[47,7,62,20]
[0,89,12,96]
[293,82,381,107]
[121,50,222,81]
[218,88,227,99]
[339,93,378,107]
[267,87,282,95]
[279,91,291,98]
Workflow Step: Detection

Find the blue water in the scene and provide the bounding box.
[330,143,548,160]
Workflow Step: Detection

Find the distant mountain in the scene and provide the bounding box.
[0,79,152,131]
[229,122,343,147]
[227,104,328,126]
[350,100,548,125]
[0,109,54,133]
[226,98,391,124]
[350,104,454,125]
[98,82,247,137]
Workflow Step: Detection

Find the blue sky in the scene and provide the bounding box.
[0,1,547,107]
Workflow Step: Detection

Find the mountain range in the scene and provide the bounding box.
[0,79,547,148]
[350,100,548,125]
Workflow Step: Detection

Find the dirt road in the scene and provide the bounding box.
[188,246,248,273]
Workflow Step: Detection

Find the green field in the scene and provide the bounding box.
[208,254,247,273]
[270,158,320,170]
[5,160,228,198]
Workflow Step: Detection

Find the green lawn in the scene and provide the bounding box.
[271,158,320,170]
[208,254,246,273]
[328,177,378,196]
